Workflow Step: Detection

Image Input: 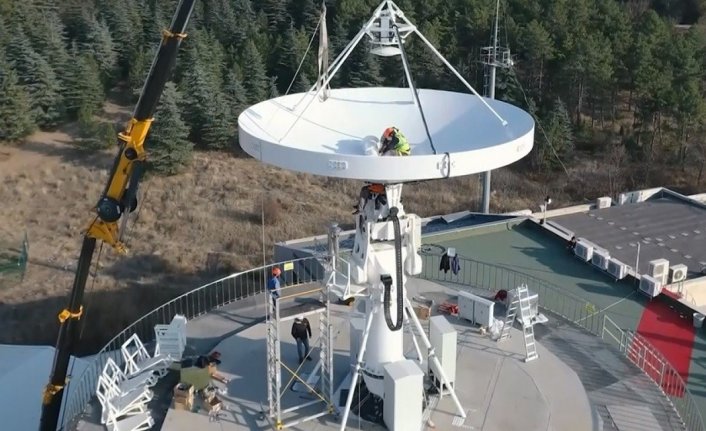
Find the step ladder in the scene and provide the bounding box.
[498,290,518,342]
[498,284,539,362]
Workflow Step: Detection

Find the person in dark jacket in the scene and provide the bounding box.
[291,316,312,363]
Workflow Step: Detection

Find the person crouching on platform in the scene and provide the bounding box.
[352,127,410,215]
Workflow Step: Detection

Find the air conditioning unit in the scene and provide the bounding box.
[648,258,670,285]
[574,239,593,262]
[607,258,627,280]
[596,196,612,209]
[669,264,688,283]
[639,274,662,298]
[591,248,610,270]
[617,193,629,205]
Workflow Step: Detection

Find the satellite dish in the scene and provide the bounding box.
[237,0,535,184]
[238,87,534,183]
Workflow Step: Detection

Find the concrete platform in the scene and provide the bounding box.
[160,279,595,431]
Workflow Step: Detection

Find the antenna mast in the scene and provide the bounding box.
[480,0,513,213]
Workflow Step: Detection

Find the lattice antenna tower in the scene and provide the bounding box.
[480,0,514,99]
[479,0,514,213]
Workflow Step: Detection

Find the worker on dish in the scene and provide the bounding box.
[352,182,387,215]
[378,126,410,156]
[291,315,312,364]
[268,267,281,310]
[351,128,409,214]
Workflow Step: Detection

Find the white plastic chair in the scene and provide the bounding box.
[102,357,159,396]
[120,334,171,378]
[109,411,154,431]
[154,314,187,361]
[96,375,153,425]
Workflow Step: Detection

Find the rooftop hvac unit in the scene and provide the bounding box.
[639,274,662,298]
[591,248,610,271]
[596,196,612,209]
[574,239,593,262]
[669,264,688,283]
[617,193,629,205]
[607,258,627,280]
[648,258,669,285]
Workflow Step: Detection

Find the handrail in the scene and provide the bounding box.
[602,315,705,431]
[60,256,324,429]
[418,251,704,431]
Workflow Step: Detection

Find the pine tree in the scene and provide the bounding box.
[63,44,105,119]
[277,25,314,94]
[84,16,118,86]
[6,29,64,127]
[179,59,217,144]
[26,9,71,83]
[22,50,64,127]
[201,92,235,150]
[241,40,269,104]
[145,82,193,175]
[0,58,35,141]
[538,98,574,171]
[269,76,280,98]
[223,69,249,118]
[96,0,143,78]
[263,0,289,34]
[128,47,152,101]
[346,47,383,88]
[223,69,249,147]
[231,0,257,47]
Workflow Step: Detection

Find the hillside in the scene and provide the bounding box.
[2,0,706,353]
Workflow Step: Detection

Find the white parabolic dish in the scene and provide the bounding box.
[239,87,535,183]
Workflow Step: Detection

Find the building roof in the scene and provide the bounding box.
[0,344,90,431]
[551,192,706,278]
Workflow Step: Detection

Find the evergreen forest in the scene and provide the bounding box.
[2,0,706,193]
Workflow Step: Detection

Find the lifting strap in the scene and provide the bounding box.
[316,3,330,101]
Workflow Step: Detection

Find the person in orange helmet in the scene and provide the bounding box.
[352,127,410,214]
[352,182,387,215]
[378,126,410,156]
[268,266,281,309]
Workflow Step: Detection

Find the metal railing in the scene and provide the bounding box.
[0,231,29,280]
[602,315,705,431]
[61,256,324,429]
[419,249,705,431]
[419,251,606,334]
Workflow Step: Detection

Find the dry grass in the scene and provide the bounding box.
[0,100,699,353]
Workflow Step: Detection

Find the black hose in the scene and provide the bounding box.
[383,207,404,331]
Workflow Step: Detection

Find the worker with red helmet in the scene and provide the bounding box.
[378,126,410,156]
[352,127,410,215]
[268,266,282,309]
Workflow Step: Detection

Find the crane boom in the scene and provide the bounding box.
[39,1,197,429]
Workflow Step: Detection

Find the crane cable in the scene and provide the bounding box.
[508,66,570,178]
[284,15,323,97]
